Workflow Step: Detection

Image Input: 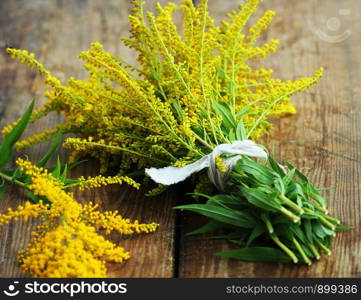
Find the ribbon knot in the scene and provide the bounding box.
[145,140,268,191]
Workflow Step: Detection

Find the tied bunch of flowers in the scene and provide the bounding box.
[2,0,348,265]
[0,102,158,277]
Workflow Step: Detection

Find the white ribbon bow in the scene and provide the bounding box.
[145,140,268,191]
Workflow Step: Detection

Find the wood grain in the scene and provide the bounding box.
[0,0,360,278]
[0,0,179,278]
[179,0,361,277]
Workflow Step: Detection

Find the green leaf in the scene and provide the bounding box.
[52,157,62,178]
[186,220,222,236]
[11,167,22,181]
[172,100,184,121]
[305,182,327,208]
[216,66,226,80]
[63,179,79,186]
[0,99,34,169]
[282,168,296,187]
[214,101,237,130]
[285,161,308,183]
[304,220,313,243]
[290,224,307,243]
[228,128,236,141]
[211,229,248,241]
[317,186,335,191]
[61,164,68,181]
[286,182,305,199]
[336,226,354,231]
[174,204,255,228]
[235,157,279,185]
[236,107,251,118]
[207,194,246,209]
[274,178,285,194]
[313,222,328,239]
[215,247,292,263]
[37,129,63,167]
[268,156,286,177]
[240,185,281,212]
[245,224,266,247]
[236,120,247,140]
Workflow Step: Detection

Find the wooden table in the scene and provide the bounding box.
[0,0,360,277]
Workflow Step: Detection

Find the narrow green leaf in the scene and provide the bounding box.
[61,164,68,180]
[235,157,279,185]
[216,66,226,80]
[63,179,79,186]
[236,119,247,140]
[317,186,335,191]
[274,178,285,194]
[304,220,313,243]
[174,204,255,228]
[228,128,236,141]
[0,99,34,169]
[11,167,22,181]
[236,107,251,118]
[37,129,63,167]
[245,224,266,247]
[52,157,62,178]
[210,229,249,241]
[207,194,245,209]
[172,100,184,121]
[240,185,281,212]
[313,222,327,239]
[268,156,286,177]
[285,161,308,183]
[282,168,296,187]
[215,247,292,263]
[186,220,222,236]
[336,226,354,231]
[214,101,237,130]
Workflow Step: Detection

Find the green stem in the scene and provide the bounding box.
[319,216,336,232]
[322,214,341,225]
[279,194,304,215]
[280,206,300,223]
[307,242,321,260]
[261,213,274,234]
[270,233,298,263]
[0,171,27,188]
[292,237,312,265]
[65,141,169,164]
[315,238,332,255]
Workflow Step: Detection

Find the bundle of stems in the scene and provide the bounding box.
[176,156,346,264]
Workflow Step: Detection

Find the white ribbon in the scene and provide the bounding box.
[145,140,268,191]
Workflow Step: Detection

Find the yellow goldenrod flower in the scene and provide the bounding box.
[0,159,158,278]
[215,156,228,173]
[3,0,323,178]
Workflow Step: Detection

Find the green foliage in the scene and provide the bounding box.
[0,99,34,169]
[176,156,346,265]
[0,100,79,203]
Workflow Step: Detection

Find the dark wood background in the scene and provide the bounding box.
[0,0,360,277]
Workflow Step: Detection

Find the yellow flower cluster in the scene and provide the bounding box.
[215,156,228,173]
[0,159,158,277]
[4,0,323,175]
[78,175,140,190]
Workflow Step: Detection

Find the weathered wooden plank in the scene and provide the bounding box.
[0,0,178,277]
[179,0,361,277]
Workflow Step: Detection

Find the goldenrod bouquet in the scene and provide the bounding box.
[2,0,347,267]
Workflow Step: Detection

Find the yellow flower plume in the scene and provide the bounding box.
[0,158,158,278]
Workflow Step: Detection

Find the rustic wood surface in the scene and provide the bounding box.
[0,0,360,277]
